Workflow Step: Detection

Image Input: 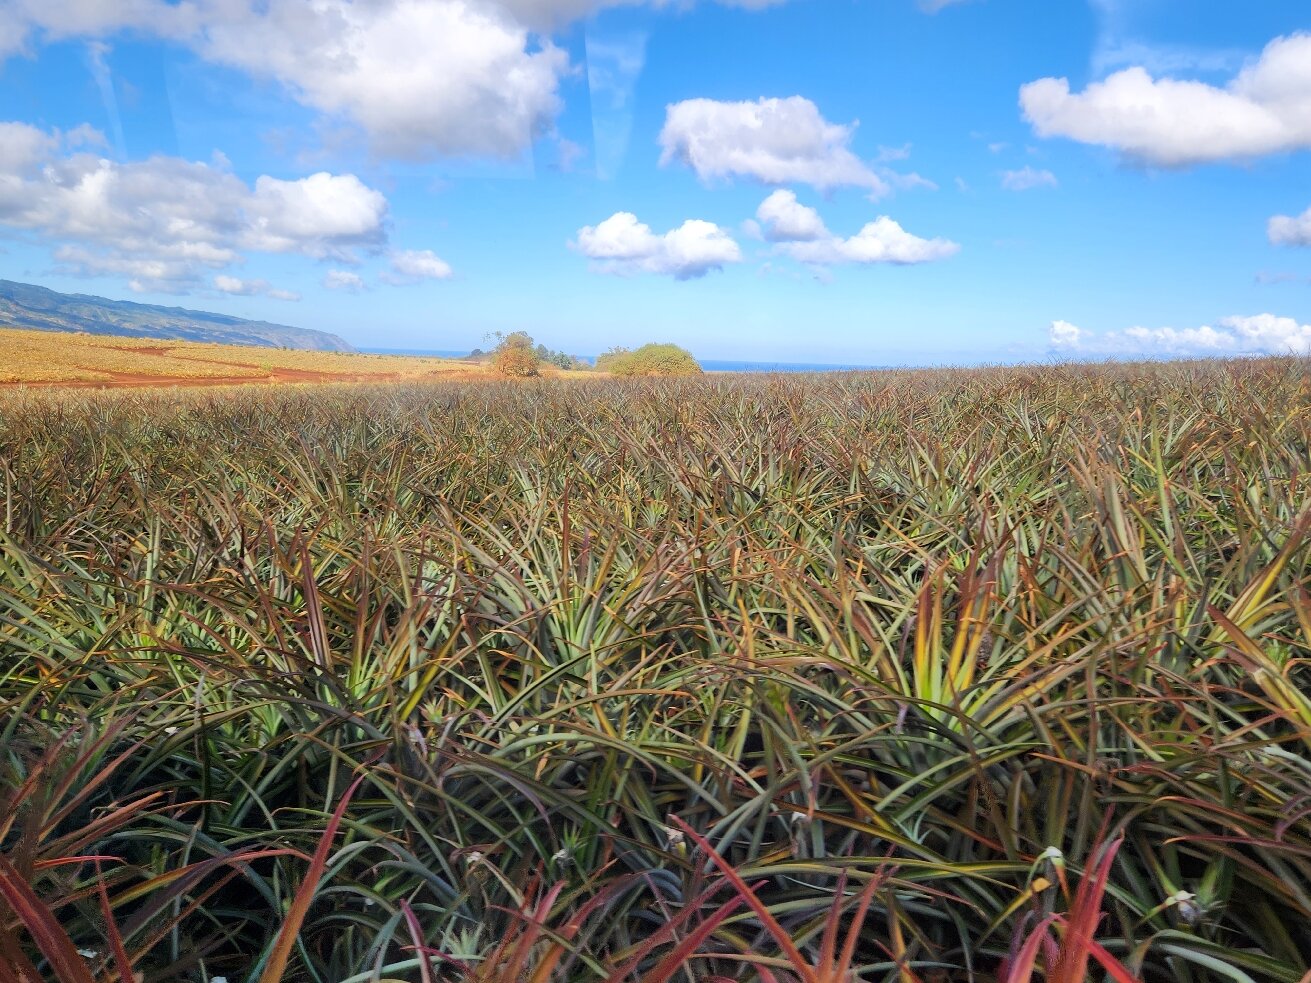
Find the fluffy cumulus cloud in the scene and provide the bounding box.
[755,190,828,241]
[1001,166,1058,191]
[573,211,741,279]
[1048,319,1083,347]
[1021,32,1311,166]
[0,1,566,160]
[213,275,300,301]
[659,97,892,194]
[382,248,455,285]
[1049,314,1311,356]
[0,119,64,170]
[244,172,389,257]
[323,269,367,292]
[0,121,387,292]
[1221,314,1311,354]
[1269,205,1311,247]
[0,0,798,160]
[780,218,960,266]
[0,0,201,59]
[751,192,958,267]
[201,1,570,160]
[0,0,793,54]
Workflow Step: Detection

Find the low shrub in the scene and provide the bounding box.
[596,342,701,376]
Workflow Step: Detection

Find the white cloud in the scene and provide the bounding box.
[50,246,201,294]
[573,211,741,279]
[324,269,367,292]
[0,121,60,173]
[781,219,958,266]
[1021,33,1311,166]
[659,96,890,193]
[751,191,959,269]
[1001,166,1057,191]
[0,0,792,53]
[1269,205,1311,247]
[919,0,971,10]
[776,216,960,267]
[1222,314,1311,354]
[200,1,569,160]
[882,170,939,193]
[0,121,388,292]
[1048,314,1311,356]
[1048,320,1083,348]
[755,190,828,242]
[383,248,454,284]
[1117,324,1251,353]
[2,1,567,160]
[213,275,301,301]
[245,173,389,258]
[1,0,794,161]
[0,1,201,59]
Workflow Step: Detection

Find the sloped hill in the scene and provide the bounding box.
[0,279,355,351]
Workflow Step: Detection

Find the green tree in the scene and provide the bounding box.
[596,343,701,376]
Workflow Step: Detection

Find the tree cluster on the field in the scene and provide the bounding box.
[487,332,590,376]
[595,342,702,376]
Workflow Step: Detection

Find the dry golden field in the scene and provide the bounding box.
[0,326,486,386]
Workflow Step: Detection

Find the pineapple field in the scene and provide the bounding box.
[2,360,1310,982]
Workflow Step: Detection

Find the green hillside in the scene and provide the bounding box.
[0,279,355,351]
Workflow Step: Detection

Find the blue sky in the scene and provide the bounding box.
[0,0,1309,364]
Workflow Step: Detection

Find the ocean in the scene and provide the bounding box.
[364,348,883,373]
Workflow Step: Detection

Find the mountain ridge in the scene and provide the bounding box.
[0,279,356,352]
